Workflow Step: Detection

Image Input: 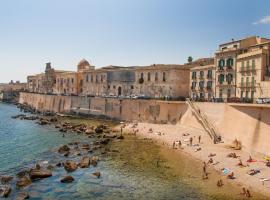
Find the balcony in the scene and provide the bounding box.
[191,86,196,90]
[238,82,255,88]
[217,81,235,87]
[239,66,256,73]
[199,75,204,80]
[206,86,212,90]
[226,66,234,71]
[192,76,197,80]
[217,67,225,73]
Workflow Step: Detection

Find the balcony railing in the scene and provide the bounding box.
[239,66,256,73]
[192,76,197,80]
[238,82,255,88]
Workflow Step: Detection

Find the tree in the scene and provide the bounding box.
[188,56,193,63]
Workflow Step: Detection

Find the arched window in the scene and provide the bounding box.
[163,72,166,82]
[218,59,225,69]
[226,73,233,84]
[140,73,144,78]
[147,72,151,81]
[218,74,225,84]
[155,72,158,81]
[226,58,234,68]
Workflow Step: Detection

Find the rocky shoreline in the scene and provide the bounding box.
[0,103,124,199]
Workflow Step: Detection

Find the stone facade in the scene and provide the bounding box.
[27,60,191,99]
[189,58,215,101]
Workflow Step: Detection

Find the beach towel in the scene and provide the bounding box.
[222,168,230,175]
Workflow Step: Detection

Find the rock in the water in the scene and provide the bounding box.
[0,186,11,198]
[95,126,103,134]
[29,169,52,180]
[0,176,13,184]
[16,192,29,200]
[16,170,29,178]
[16,176,31,188]
[60,176,74,183]
[85,129,95,135]
[117,135,124,140]
[79,156,90,168]
[64,160,78,172]
[90,156,99,167]
[58,145,70,154]
[100,138,110,145]
[92,171,101,178]
[81,144,90,150]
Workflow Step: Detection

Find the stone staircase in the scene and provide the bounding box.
[186,98,220,144]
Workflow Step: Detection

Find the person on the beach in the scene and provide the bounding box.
[203,161,207,175]
[217,179,223,187]
[227,172,235,179]
[207,158,213,164]
[198,135,201,143]
[178,140,182,148]
[237,159,244,167]
[247,155,253,162]
[173,141,176,149]
[189,137,193,146]
[246,189,251,198]
[242,187,247,196]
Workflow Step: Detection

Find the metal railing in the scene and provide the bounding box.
[186,98,220,144]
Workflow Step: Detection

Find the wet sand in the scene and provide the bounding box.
[121,122,270,199]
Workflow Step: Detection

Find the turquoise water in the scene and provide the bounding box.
[0,103,87,175]
[0,102,267,200]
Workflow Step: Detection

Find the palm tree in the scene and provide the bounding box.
[188,56,193,63]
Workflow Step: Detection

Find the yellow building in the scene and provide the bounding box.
[236,41,270,101]
[215,36,269,102]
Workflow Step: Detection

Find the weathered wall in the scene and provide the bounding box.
[19,92,270,155]
[194,102,270,155]
[19,92,187,123]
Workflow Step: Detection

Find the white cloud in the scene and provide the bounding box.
[253,16,270,25]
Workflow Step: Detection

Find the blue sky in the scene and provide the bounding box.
[0,0,270,83]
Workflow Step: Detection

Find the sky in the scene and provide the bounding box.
[0,0,270,83]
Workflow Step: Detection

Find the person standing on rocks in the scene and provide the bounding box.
[189,137,193,146]
[198,135,201,143]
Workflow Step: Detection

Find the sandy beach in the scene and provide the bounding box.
[120,122,270,198]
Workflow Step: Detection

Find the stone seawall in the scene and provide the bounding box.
[19,92,270,155]
[19,92,188,124]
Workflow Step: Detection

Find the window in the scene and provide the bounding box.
[147,72,151,81]
[241,61,244,72]
[91,75,93,82]
[113,85,116,89]
[246,91,249,98]
[108,85,110,89]
[199,71,204,78]
[227,89,231,98]
[251,77,255,86]
[226,73,233,84]
[131,85,134,89]
[191,82,196,89]
[80,79,83,86]
[218,59,225,68]
[155,72,158,81]
[247,60,250,70]
[163,72,166,82]
[207,70,212,78]
[207,81,212,89]
[86,75,89,82]
[192,71,196,79]
[251,91,254,99]
[140,73,144,78]
[96,75,98,83]
[252,59,256,71]
[199,81,204,89]
[241,91,244,98]
[226,58,234,67]
[218,74,225,84]
[71,78,74,84]
[219,89,223,98]
[101,75,103,82]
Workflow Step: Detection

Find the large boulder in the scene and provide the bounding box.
[95,126,103,134]
[0,186,11,198]
[16,176,31,188]
[92,171,101,178]
[29,169,52,180]
[64,160,77,172]
[79,157,90,168]
[90,156,99,167]
[0,176,13,184]
[60,176,74,183]
[58,145,70,154]
[16,192,29,200]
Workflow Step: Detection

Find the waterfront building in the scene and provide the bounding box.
[189,58,215,101]
[236,41,270,101]
[27,60,191,99]
[215,36,270,102]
